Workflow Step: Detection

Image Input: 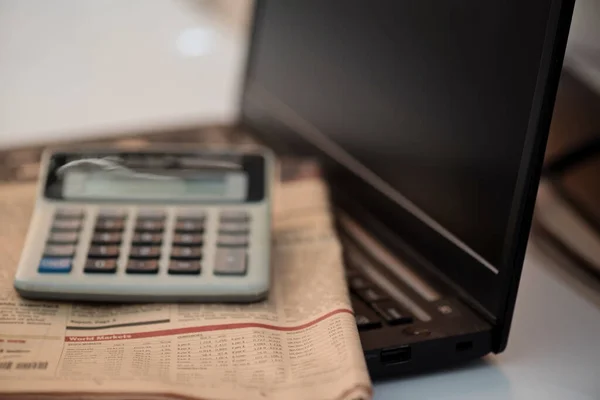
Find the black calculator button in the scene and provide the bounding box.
[47,232,79,244]
[371,301,413,325]
[95,219,126,231]
[135,220,164,232]
[129,246,161,259]
[132,232,163,245]
[219,211,250,222]
[88,245,120,258]
[55,208,84,219]
[168,260,201,275]
[175,220,205,233]
[218,222,250,235]
[170,246,202,260]
[137,210,166,220]
[92,232,122,245]
[84,258,117,273]
[126,259,159,274]
[214,249,247,275]
[172,234,203,246]
[98,209,127,218]
[44,244,76,257]
[217,234,248,248]
[52,219,82,231]
[358,288,389,303]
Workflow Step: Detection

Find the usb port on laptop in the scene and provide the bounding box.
[380,346,412,365]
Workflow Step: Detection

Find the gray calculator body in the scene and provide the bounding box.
[14,146,274,303]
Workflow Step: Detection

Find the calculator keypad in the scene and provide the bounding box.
[41,208,255,277]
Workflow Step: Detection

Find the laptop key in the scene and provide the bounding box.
[371,301,413,325]
[349,276,372,291]
[350,296,382,331]
[358,287,389,303]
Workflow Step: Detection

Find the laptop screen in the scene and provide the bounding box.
[242,0,571,324]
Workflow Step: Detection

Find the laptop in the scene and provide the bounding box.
[236,0,575,379]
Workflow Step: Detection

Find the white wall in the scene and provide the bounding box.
[0,0,253,149]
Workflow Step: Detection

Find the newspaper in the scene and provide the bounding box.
[0,161,372,400]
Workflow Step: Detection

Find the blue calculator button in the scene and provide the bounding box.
[38,257,72,273]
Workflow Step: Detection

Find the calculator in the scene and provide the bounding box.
[13,146,275,303]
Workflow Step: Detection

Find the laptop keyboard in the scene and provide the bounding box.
[346,258,414,330]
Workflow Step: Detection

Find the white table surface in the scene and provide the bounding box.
[375,240,600,400]
[2,1,599,399]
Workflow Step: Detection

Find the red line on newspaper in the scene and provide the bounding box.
[64,308,353,342]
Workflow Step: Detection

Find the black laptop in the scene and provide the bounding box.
[237,0,574,379]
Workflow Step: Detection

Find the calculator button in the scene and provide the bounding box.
[175,220,205,233]
[217,234,249,247]
[44,244,76,257]
[132,232,163,245]
[214,249,247,275]
[171,246,202,260]
[218,222,250,235]
[88,245,120,258]
[47,232,79,244]
[126,259,159,274]
[172,234,203,246]
[52,219,82,231]
[137,209,166,220]
[176,212,206,221]
[92,232,123,245]
[129,246,161,259]
[38,257,72,273]
[84,259,117,273]
[168,260,201,275]
[135,220,164,232]
[55,208,84,219]
[98,209,127,218]
[219,211,250,222]
[95,219,126,231]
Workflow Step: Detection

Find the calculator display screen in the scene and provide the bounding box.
[44,151,267,203]
[61,171,247,202]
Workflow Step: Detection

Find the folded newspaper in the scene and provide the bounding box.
[0,160,372,400]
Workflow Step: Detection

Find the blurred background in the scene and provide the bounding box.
[1,0,600,289]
